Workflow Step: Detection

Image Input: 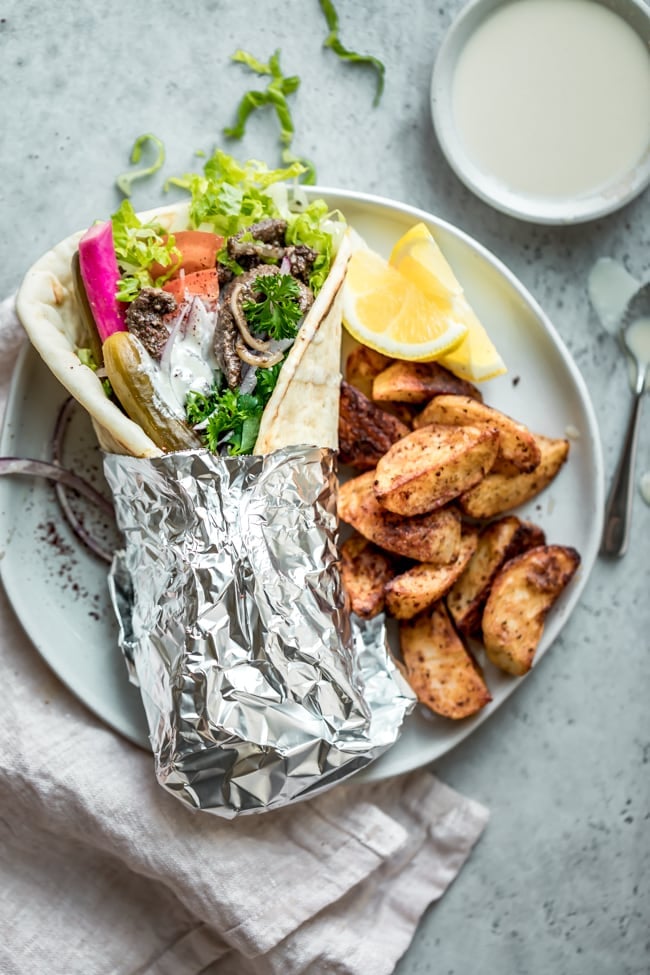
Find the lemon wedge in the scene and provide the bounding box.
[389,222,462,300]
[389,223,507,381]
[341,245,468,362]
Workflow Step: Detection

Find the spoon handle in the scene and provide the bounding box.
[601,387,645,557]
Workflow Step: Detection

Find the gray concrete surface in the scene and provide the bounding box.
[1,2,648,972]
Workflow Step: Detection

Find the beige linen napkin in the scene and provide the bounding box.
[0,297,488,975]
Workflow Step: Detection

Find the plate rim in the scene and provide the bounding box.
[0,186,605,781]
[0,341,150,744]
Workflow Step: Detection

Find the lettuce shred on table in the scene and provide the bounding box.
[318,0,385,106]
[116,133,166,198]
[223,49,316,185]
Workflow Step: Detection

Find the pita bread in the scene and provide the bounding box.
[16,201,350,457]
[254,231,350,453]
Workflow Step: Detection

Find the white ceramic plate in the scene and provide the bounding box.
[0,189,604,781]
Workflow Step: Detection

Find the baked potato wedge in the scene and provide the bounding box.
[447,516,546,635]
[372,360,483,404]
[374,423,499,516]
[459,434,570,519]
[489,456,525,477]
[377,400,420,427]
[340,533,397,619]
[482,544,581,675]
[414,395,541,473]
[338,381,409,471]
[400,603,492,719]
[385,529,478,620]
[345,345,392,399]
[338,471,462,564]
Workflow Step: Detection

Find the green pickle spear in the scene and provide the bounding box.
[103,331,202,453]
[71,250,104,368]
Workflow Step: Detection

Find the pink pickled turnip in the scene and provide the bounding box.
[77,221,126,343]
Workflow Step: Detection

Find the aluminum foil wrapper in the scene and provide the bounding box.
[104,446,415,817]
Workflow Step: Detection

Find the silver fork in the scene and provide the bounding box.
[601,282,650,557]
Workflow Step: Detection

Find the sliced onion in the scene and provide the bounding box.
[269,337,295,354]
[48,397,116,564]
[266,182,290,218]
[239,365,258,395]
[229,278,272,352]
[235,336,284,368]
[186,296,215,347]
[159,300,190,379]
[289,185,309,213]
[322,214,347,252]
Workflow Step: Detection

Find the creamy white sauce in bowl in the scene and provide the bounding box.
[432,0,650,223]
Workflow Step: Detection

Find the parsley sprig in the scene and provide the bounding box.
[185,362,283,456]
[243,274,303,340]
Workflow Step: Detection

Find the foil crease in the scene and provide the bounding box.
[104,446,414,817]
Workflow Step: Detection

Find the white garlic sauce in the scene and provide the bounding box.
[588,259,640,336]
[137,297,220,420]
[452,0,650,200]
[167,298,219,407]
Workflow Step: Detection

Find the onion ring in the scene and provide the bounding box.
[235,335,284,368]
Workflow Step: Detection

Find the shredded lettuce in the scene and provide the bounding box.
[225,49,299,145]
[167,151,304,237]
[222,48,316,184]
[318,0,385,106]
[76,348,113,397]
[281,147,316,186]
[169,150,343,293]
[76,347,97,369]
[116,134,166,197]
[286,199,337,293]
[110,200,180,301]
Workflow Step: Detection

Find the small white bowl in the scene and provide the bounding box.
[431,0,650,224]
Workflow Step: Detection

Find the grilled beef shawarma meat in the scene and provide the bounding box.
[215,263,315,387]
[224,220,318,283]
[216,263,235,287]
[227,219,289,263]
[338,381,410,470]
[282,244,318,284]
[217,219,289,284]
[126,287,178,360]
[214,284,242,389]
[125,250,318,390]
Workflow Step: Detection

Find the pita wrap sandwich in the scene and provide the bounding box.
[14,157,416,814]
[16,153,350,458]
